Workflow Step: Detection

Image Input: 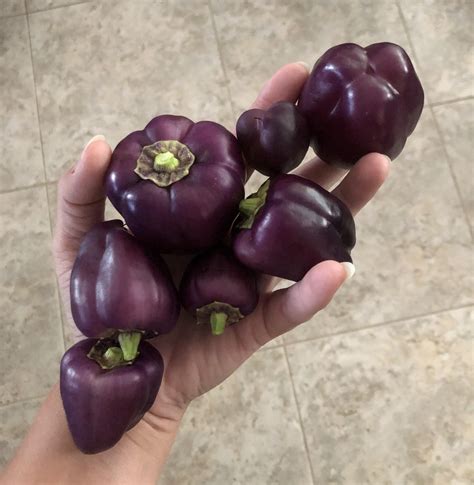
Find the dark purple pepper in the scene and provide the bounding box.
[179,246,258,335]
[70,220,179,347]
[106,115,246,253]
[236,101,310,176]
[298,42,424,167]
[60,338,163,454]
[232,175,355,281]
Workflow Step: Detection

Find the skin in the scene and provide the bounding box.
[1,63,389,485]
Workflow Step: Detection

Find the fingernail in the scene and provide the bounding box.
[341,262,355,280]
[83,134,106,155]
[296,61,310,72]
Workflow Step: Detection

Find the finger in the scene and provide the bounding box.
[332,153,390,215]
[258,260,353,342]
[251,62,309,110]
[54,135,112,252]
[293,156,347,191]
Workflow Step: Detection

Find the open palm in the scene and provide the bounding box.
[53,63,389,428]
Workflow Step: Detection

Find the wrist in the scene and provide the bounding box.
[2,385,186,485]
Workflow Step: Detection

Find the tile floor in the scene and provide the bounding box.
[0,0,472,483]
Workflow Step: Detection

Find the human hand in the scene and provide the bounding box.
[51,61,389,473]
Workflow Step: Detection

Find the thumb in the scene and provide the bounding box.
[259,260,354,341]
[54,135,112,253]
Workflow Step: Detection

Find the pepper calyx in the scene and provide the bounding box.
[196,301,244,335]
[135,140,194,187]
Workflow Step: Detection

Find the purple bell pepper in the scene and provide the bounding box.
[236,101,310,176]
[179,246,258,335]
[298,42,424,167]
[232,175,355,281]
[60,338,163,454]
[106,115,246,253]
[70,220,179,359]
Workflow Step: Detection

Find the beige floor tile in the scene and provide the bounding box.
[161,347,312,485]
[283,108,473,343]
[399,0,473,104]
[433,100,474,231]
[0,15,43,191]
[0,187,63,405]
[211,0,412,117]
[0,0,25,17]
[0,399,41,468]
[287,306,473,484]
[26,0,89,13]
[28,0,233,182]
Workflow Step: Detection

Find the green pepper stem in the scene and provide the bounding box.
[118,332,142,361]
[239,197,262,217]
[210,312,228,336]
[102,346,124,366]
[154,151,180,171]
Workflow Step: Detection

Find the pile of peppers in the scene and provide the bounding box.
[60,42,424,453]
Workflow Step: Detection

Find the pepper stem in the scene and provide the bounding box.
[102,347,124,366]
[237,179,270,229]
[154,151,180,171]
[118,332,142,361]
[210,312,228,336]
[239,197,263,217]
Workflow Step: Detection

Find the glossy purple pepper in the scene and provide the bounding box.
[236,101,310,176]
[60,338,163,454]
[232,175,355,281]
[298,42,424,167]
[106,115,246,253]
[180,246,258,335]
[70,220,179,344]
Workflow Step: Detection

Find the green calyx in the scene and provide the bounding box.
[237,179,270,229]
[210,312,228,336]
[87,331,143,370]
[154,151,180,171]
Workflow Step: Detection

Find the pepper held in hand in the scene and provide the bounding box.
[106,115,246,253]
[232,175,355,281]
[236,101,310,176]
[180,246,258,335]
[60,338,163,454]
[298,42,424,167]
[70,220,179,351]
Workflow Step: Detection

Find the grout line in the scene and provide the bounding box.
[26,0,91,15]
[283,303,474,348]
[283,345,316,485]
[258,342,284,353]
[0,181,48,195]
[396,1,473,241]
[430,96,474,108]
[0,394,45,411]
[207,0,237,120]
[25,13,67,352]
[428,104,473,239]
[0,12,27,19]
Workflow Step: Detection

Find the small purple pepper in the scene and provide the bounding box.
[298,42,424,167]
[60,338,163,454]
[232,175,355,281]
[70,220,179,359]
[106,115,246,253]
[180,246,258,335]
[236,101,310,176]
